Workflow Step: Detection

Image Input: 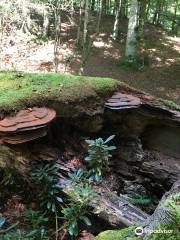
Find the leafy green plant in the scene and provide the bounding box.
[1,169,15,186]
[31,164,63,213]
[0,213,49,240]
[85,135,116,182]
[128,193,152,206]
[120,56,146,71]
[23,209,49,239]
[2,229,37,240]
[68,168,90,186]
[62,184,96,237]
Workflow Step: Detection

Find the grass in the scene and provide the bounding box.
[0,71,122,111]
[0,71,179,113]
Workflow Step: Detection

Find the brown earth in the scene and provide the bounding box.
[0,15,180,104]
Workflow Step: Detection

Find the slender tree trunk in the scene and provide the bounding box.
[125,0,139,59]
[172,0,178,33]
[43,7,49,39]
[83,0,89,47]
[80,0,90,74]
[120,0,126,18]
[91,0,96,11]
[112,0,122,40]
[54,3,61,73]
[102,0,107,14]
[153,0,163,25]
[125,0,128,18]
[0,15,4,70]
[96,0,103,33]
[145,0,150,21]
[137,0,148,67]
[76,0,83,46]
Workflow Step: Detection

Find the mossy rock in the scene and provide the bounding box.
[0,71,179,114]
[0,71,125,112]
[95,223,179,240]
[95,226,137,240]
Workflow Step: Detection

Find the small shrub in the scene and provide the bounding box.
[128,193,152,206]
[120,56,146,71]
[1,169,15,186]
[31,164,63,214]
[23,209,49,238]
[62,184,96,237]
[68,168,90,186]
[0,212,50,240]
[85,135,116,182]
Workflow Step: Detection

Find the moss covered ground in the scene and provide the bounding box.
[0,71,179,113]
[0,71,123,112]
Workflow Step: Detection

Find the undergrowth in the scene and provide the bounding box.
[0,135,116,239]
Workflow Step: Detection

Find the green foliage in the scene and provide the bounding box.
[23,209,49,238]
[85,135,116,182]
[0,210,50,240]
[128,193,152,206]
[1,169,15,186]
[62,184,95,237]
[68,168,90,186]
[164,193,180,221]
[95,226,137,240]
[120,56,145,71]
[31,164,63,213]
[2,229,40,240]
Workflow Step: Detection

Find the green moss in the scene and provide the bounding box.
[95,226,137,240]
[158,98,180,111]
[0,71,124,111]
[0,71,179,113]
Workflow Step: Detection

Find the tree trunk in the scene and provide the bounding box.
[83,0,89,47]
[120,0,126,18]
[91,0,96,11]
[125,0,139,59]
[102,0,107,14]
[0,15,4,70]
[76,0,83,46]
[137,0,148,66]
[172,1,178,33]
[153,0,163,25]
[43,7,49,39]
[96,0,103,33]
[54,3,61,73]
[112,0,122,40]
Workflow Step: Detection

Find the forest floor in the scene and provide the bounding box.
[0,15,180,104]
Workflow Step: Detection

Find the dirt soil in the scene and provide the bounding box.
[0,15,180,104]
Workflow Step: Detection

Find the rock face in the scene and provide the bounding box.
[105,92,141,109]
[0,107,56,144]
[105,92,180,197]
